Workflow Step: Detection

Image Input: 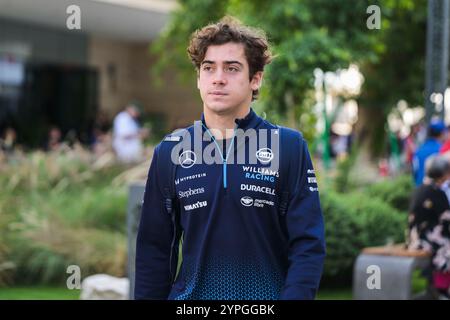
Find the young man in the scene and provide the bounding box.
[135,17,325,300]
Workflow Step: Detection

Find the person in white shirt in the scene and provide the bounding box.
[112,104,148,163]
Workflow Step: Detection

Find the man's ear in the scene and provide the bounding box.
[251,71,263,91]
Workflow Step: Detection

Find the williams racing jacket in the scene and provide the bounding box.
[135,108,325,300]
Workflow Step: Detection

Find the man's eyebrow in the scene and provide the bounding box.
[224,61,243,66]
[200,60,244,66]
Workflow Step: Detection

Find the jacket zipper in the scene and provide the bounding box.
[202,124,236,190]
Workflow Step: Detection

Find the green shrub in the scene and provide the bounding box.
[0,149,131,286]
[77,188,127,231]
[19,187,128,232]
[320,189,407,286]
[320,190,367,281]
[8,211,127,285]
[0,211,15,287]
[333,145,358,193]
[366,174,414,213]
[10,244,68,285]
[345,192,407,245]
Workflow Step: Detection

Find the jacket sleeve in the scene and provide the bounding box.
[134,144,175,299]
[279,137,326,300]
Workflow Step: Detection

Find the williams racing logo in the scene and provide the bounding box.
[242,166,279,183]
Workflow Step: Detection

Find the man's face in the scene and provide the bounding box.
[197,42,262,115]
[50,128,61,140]
[127,106,140,119]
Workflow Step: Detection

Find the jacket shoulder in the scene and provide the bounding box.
[159,124,195,145]
[279,126,304,141]
[261,119,304,141]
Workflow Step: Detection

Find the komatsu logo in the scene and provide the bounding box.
[184,201,207,211]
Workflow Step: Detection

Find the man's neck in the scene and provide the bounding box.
[203,106,250,140]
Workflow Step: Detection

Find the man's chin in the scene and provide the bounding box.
[205,104,235,115]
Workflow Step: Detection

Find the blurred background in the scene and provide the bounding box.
[0,0,448,299]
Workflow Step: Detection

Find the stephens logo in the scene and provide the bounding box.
[256,148,273,164]
[178,187,205,199]
[179,150,196,169]
[240,196,254,207]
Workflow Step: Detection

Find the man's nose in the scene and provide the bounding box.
[212,69,227,85]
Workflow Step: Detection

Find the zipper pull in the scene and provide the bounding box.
[223,160,227,189]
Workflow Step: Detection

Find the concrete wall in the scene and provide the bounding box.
[0,17,202,133]
[88,36,202,131]
[0,17,87,65]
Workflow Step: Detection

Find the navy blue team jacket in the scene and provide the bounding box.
[135,108,325,300]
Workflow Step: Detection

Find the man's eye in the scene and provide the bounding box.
[227,67,238,72]
[203,66,212,71]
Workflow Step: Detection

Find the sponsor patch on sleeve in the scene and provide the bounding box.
[306,168,318,192]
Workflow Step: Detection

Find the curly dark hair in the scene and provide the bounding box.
[187,16,273,100]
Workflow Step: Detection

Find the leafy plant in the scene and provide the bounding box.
[320,189,406,285]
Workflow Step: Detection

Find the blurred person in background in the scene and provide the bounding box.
[0,127,17,155]
[412,120,446,186]
[44,126,63,152]
[408,154,450,299]
[90,115,112,157]
[439,124,450,155]
[403,123,420,172]
[112,103,149,164]
[438,130,450,204]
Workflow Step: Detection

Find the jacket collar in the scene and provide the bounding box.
[200,107,262,131]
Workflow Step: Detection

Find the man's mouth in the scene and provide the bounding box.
[209,91,228,96]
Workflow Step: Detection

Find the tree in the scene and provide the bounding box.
[151,0,427,152]
[357,0,427,156]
